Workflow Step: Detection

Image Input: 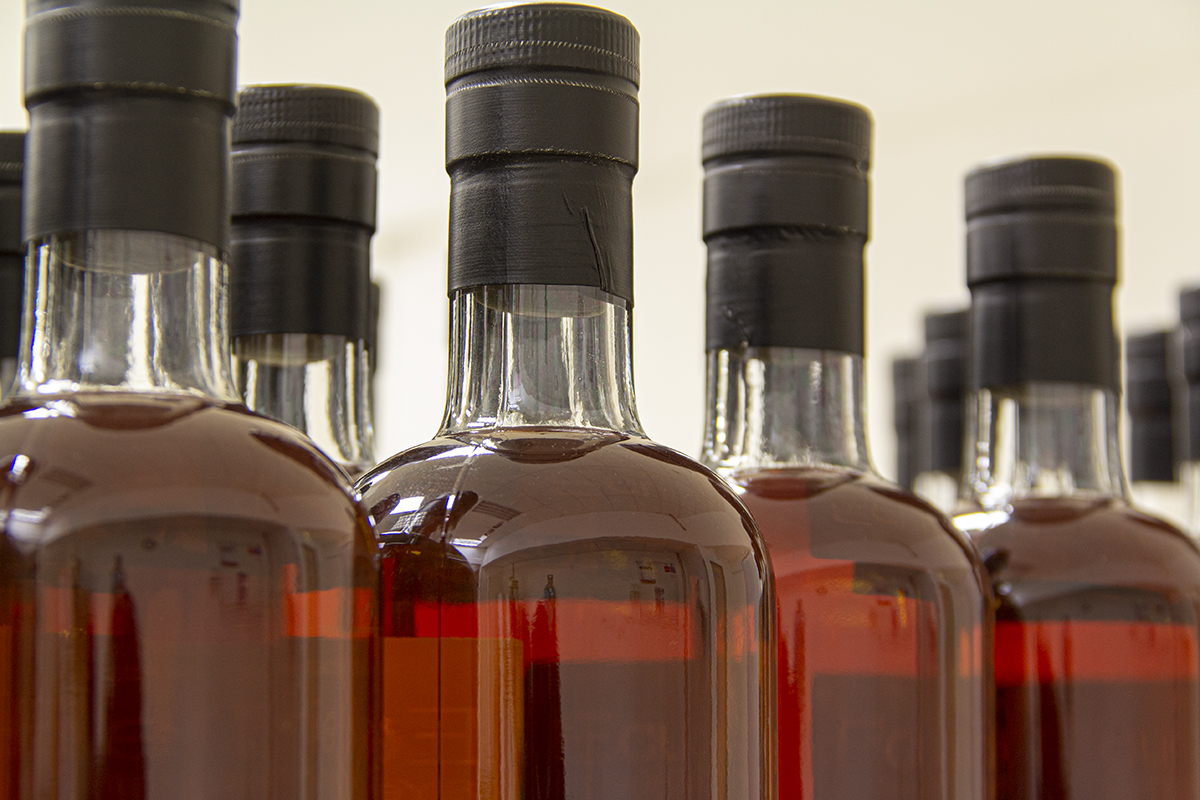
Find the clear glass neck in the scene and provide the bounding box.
[962,383,1128,512]
[234,333,375,479]
[14,230,239,401]
[700,347,873,476]
[439,284,643,436]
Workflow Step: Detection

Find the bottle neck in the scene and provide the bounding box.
[700,347,873,476]
[16,230,238,401]
[233,333,374,478]
[439,284,643,436]
[962,383,1128,512]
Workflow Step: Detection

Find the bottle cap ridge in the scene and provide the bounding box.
[702,94,871,167]
[445,2,639,85]
[234,85,380,156]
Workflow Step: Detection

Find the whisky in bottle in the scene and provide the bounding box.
[699,94,990,800]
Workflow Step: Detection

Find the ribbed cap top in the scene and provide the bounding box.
[234,85,380,156]
[702,94,871,166]
[965,156,1115,220]
[445,2,639,85]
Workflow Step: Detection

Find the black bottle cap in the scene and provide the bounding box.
[231,85,379,341]
[445,3,639,302]
[965,155,1119,390]
[703,94,871,353]
[0,132,24,360]
[892,355,922,490]
[1178,286,1200,461]
[1126,330,1175,482]
[24,0,239,251]
[922,308,966,475]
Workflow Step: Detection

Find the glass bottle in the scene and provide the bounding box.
[891,355,922,490]
[0,129,22,800]
[699,94,990,800]
[914,308,968,514]
[2,4,377,798]
[1126,330,1186,529]
[230,85,379,481]
[1179,287,1200,536]
[358,5,773,799]
[0,132,22,399]
[954,156,1200,800]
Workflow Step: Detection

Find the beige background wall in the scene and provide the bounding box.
[1,0,1198,478]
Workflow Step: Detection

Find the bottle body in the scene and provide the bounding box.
[704,347,989,800]
[965,497,1200,799]
[2,393,376,799]
[362,285,772,799]
[364,428,769,800]
[2,232,378,799]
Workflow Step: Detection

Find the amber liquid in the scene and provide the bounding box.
[732,467,989,800]
[362,429,768,800]
[969,498,1200,800]
[0,393,377,800]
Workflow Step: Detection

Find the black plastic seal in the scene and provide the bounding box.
[922,309,966,475]
[966,156,1119,391]
[231,85,379,340]
[24,0,239,251]
[444,3,639,302]
[703,94,871,353]
[1126,330,1175,482]
[0,132,24,360]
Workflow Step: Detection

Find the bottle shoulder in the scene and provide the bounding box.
[0,392,368,547]
[964,497,1200,614]
[727,465,984,579]
[358,428,760,557]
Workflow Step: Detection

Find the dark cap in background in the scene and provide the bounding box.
[1126,330,1176,483]
[231,85,379,341]
[444,3,640,302]
[703,94,871,354]
[965,155,1119,391]
[922,308,967,476]
[892,355,923,490]
[23,0,239,250]
[0,133,23,362]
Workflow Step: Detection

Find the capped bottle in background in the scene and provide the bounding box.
[955,156,1200,799]
[231,84,380,480]
[698,94,990,800]
[357,5,774,799]
[0,133,22,401]
[2,3,376,797]
[914,308,968,514]
[891,354,922,490]
[1126,330,1186,529]
[1179,286,1200,537]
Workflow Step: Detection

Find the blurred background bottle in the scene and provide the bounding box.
[230,84,380,480]
[913,308,967,514]
[0,132,21,401]
[1125,329,1186,529]
[891,355,922,491]
[955,156,1200,800]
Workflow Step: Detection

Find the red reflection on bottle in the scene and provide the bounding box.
[973,497,1200,800]
[735,467,988,800]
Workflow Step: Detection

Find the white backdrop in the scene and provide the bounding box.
[2,0,1198,479]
